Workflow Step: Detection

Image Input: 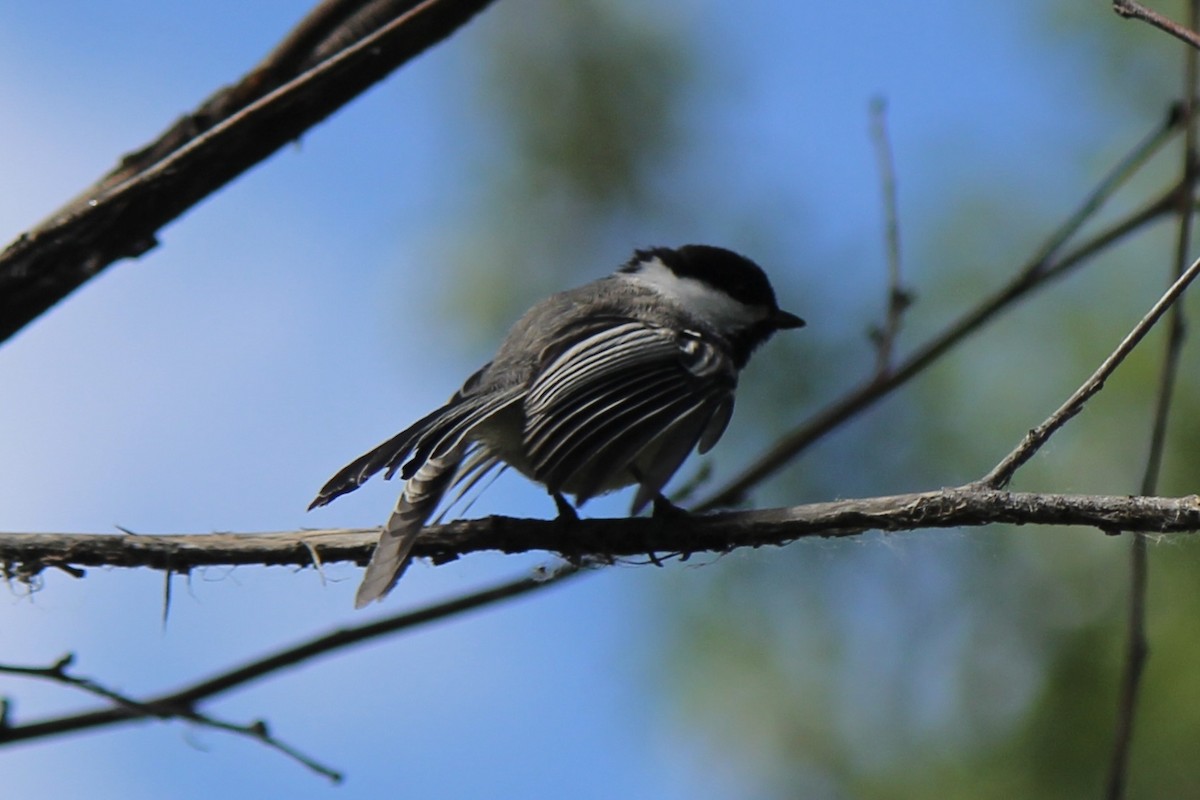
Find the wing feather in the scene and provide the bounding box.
[565,392,718,504]
[308,404,448,509]
[698,395,735,454]
[526,368,676,460]
[433,448,507,524]
[629,401,719,513]
[400,389,523,480]
[310,382,522,509]
[524,319,736,503]
[533,377,688,492]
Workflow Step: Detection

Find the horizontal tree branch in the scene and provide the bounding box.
[4,489,1199,579]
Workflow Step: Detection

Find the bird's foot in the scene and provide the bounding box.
[553,492,580,522]
[651,492,690,520]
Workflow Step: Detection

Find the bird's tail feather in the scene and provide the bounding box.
[353,449,463,608]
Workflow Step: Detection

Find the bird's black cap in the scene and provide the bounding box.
[625,244,804,328]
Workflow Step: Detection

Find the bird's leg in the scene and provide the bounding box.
[624,467,690,567]
[647,493,694,566]
[626,466,690,521]
[552,491,579,522]
[651,492,690,520]
[551,491,608,566]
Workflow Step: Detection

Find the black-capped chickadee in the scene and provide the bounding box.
[310,244,805,607]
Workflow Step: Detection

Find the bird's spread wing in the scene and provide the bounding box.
[308,371,523,510]
[524,319,736,506]
[307,405,446,510]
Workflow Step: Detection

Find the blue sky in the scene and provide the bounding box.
[0,2,1144,797]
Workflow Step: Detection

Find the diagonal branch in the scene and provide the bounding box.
[0,655,342,781]
[0,561,582,754]
[697,108,1184,512]
[0,0,499,345]
[1115,0,1200,50]
[977,253,1200,489]
[699,176,1180,511]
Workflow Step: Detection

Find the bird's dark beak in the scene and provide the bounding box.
[772,309,806,330]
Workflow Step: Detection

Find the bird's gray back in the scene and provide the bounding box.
[475,276,709,396]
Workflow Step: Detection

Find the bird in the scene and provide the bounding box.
[309,244,805,607]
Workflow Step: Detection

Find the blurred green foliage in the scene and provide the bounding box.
[442,0,691,335]
[445,0,1200,797]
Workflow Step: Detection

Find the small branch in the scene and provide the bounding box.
[201,718,342,783]
[1106,535,1150,800]
[0,654,342,781]
[867,96,911,377]
[1106,8,1200,797]
[977,253,1200,490]
[699,169,1181,511]
[0,562,582,749]
[5,491,1200,576]
[1114,0,1200,51]
[1029,102,1186,269]
[699,110,1183,511]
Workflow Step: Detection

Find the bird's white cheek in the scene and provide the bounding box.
[672,279,766,331]
[629,259,764,330]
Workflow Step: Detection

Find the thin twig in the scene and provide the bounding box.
[699,165,1182,512]
[868,96,911,377]
[0,655,343,781]
[1115,0,1200,51]
[699,110,1182,511]
[977,254,1200,489]
[199,717,343,782]
[1105,7,1200,797]
[1030,103,1186,268]
[0,562,583,749]
[1106,536,1149,800]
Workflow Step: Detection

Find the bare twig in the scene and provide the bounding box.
[5,491,1200,576]
[1030,103,1186,268]
[0,0,498,345]
[699,169,1181,512]
[978,253,1200,489]
[1106,535,1150,800]
[0,654,343,781]
[1114,0,1200,51]
[0,562,582,750]
[868,97,911,377]
[698,109,1182,512]
[1106,7,1200,797]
